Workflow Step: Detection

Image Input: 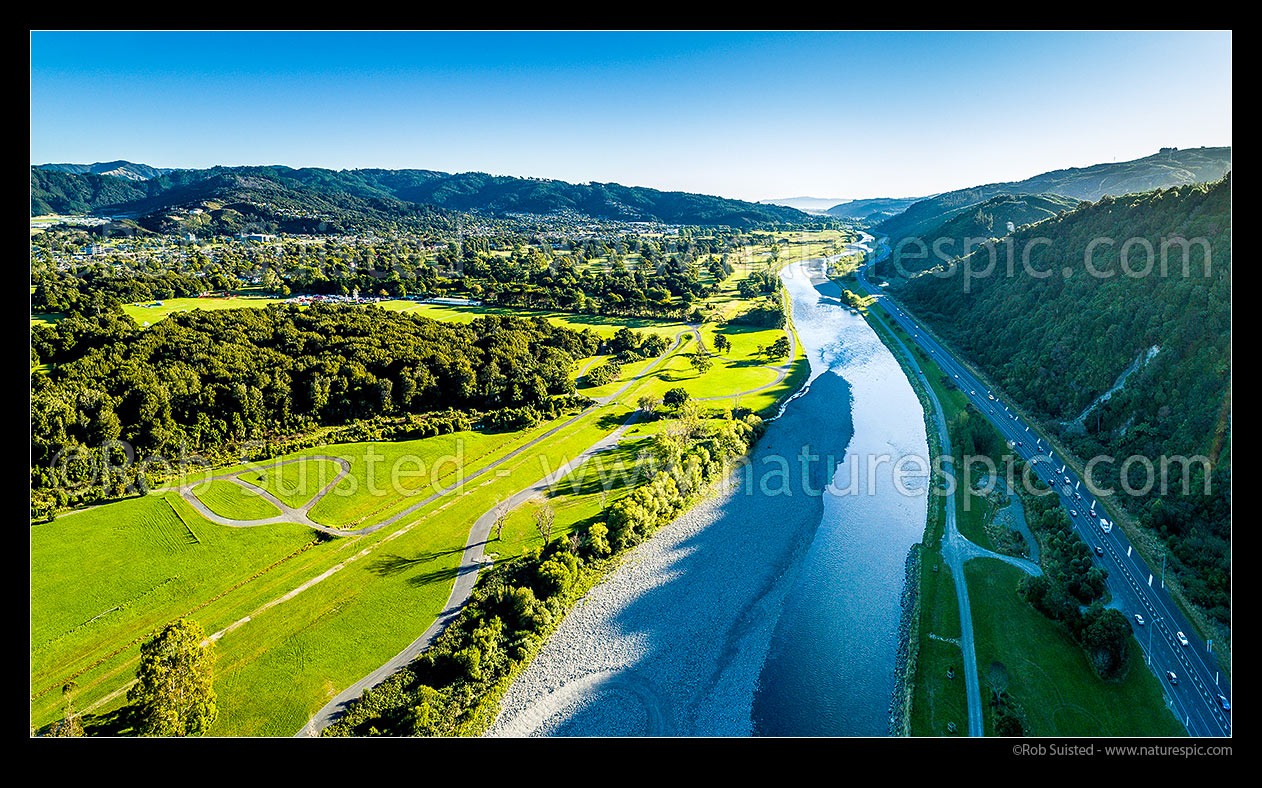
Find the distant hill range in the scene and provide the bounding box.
[825,195,925,222]
[30,162,811,230]
[760,196,852,214]
[876,146,1232,245]
[37,160,181,182]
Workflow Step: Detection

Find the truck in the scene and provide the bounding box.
[1099,518,1112,534]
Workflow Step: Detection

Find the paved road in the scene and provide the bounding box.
[853,234,1231,737]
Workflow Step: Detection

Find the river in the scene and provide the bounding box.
[751,253,929,735]
[488,249,929,736]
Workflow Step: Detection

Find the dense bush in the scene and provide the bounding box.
[900,178,1231,623]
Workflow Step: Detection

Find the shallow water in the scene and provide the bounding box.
[750,258,929,736]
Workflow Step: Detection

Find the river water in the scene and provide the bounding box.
[750,257,929,735]
[488,254,930,737]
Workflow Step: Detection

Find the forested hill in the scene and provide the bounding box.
[875,193,1079,276]
[31,169,149,216]
[897,176,1231,624]
[30,164,810,229]
[37,160,179,182]
[877,146,1232,243]
[824,195,922,222]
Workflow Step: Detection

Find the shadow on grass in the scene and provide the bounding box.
[369,549,461,577]
[596,412,631,431]
[406,566,462,587]
[81,702,144,736]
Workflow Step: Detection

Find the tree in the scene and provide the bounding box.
[713,334,731,354]
[689,348,713,375]
[533,498,555,544]
[663,387,689,409]
[261,267,283,294]
[492,497,510,540]
[127,618,217,736]
[766,335,791,361]
[50,681,84,737]
[585,522,611,558]
[636,394,660,415]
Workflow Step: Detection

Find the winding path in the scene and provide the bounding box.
[172,456,352,535]
[690,320,798,403]
[297,314,801,735]
[296,327,700,736]
[155,316,799,737]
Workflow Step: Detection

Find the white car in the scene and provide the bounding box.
[1176,631,1189,647]
[1135,614,1145,626]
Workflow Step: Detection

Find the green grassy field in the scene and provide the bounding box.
[119,294,280,325]
[909,550,968,736]
[31,493,316,722]
[383,301,692,341]
[239,458,343,509]
[194,479,283,520]
[967,560,1185,736]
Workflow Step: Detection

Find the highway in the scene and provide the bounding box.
[853,235,1231,737]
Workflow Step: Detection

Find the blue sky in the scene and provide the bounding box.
[30,31,1231,202]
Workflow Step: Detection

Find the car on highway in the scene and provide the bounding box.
[1100,519,1112,534]
[1218,695,1231,712]
[1167,671,1179,685]
[1135,614,1145,625]
[1095,546,1104,556]
[1070,509,1078,517]
[1177,631,1189,647]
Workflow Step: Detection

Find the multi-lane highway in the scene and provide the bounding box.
[853,235,1231,737]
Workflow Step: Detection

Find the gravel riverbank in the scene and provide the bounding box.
[487,371,855,737]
